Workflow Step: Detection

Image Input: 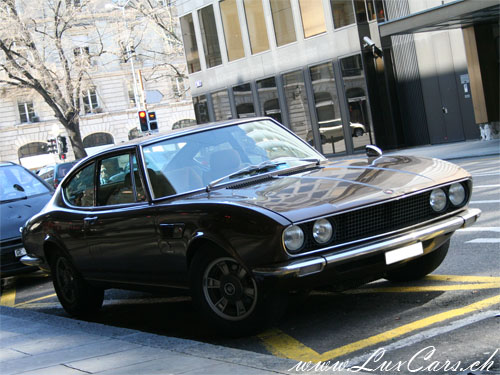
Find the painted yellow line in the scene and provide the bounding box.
[14,293,57,307]
[259,294,500,362]
[0,288,16,307]
[427,274,500,283]
[346,282,500,294]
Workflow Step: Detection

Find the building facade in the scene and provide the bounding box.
[0,1,196,170]
[178,0,499,157]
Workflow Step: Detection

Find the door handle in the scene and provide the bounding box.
[84,216,99,227]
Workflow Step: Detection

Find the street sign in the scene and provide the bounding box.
[145,90,164,104]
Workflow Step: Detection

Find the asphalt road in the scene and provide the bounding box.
[2,155,499,375]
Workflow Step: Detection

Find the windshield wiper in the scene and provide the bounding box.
[206,161,287,192]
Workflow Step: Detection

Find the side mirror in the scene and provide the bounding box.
[366,145,383,158]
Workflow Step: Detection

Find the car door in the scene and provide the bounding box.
[84,151,161,284]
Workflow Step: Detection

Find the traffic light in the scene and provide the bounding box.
[148,111,158,131]
[57,136,68,160]
[138,110,148,131]
[47,138,57,154]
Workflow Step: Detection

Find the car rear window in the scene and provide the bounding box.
[0,165,51,201]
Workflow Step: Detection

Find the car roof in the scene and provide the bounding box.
[0,161,16,167]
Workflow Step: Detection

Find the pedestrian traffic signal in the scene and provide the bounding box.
[57,135,68,154]
[47,138,57,154]
[138,110,148,131]
[148,111,158,131]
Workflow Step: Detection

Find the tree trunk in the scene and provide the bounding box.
[66,120,87,160]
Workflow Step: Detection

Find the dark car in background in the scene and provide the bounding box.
[1,162,53,277]
[21,118,480,335]
[38,161,77,189]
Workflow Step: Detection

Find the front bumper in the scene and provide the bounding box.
[253,208,481,279]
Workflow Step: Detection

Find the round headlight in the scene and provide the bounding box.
[312,219,333,244]
[430,188,447,212]
[283,225,305,253]
[449,183,466,206]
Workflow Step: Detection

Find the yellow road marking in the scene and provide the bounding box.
[259,294,500,362]
[346,282,500,294]
[14,293,57,307]
[426,274,500,283]
[0,288,16,307]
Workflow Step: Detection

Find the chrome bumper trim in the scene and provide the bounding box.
[20,255,43,267]
[253,208,481,278]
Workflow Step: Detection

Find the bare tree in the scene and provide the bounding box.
[0,0,113,159]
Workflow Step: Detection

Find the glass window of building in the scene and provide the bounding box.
[243,0,270,54]
[220,0,245,61]
[233,83,255,118]
[198,5,222,68]
[193,96,209,124]
[309,62,345,154]
[340,54,373,151]
[179,13,201,73]
[257,77,282,123]
[374,0,385,21]
[366,0,377,21]
[18,101,36,123]
[283,70,313,144]
[211,89,232,121]
[270,0,296,47]
[353,0,367,23]
[83,88,99,114]
[298,0,326,38]
[330,0,355,29]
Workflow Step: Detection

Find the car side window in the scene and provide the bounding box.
[97,153,146,206]
[64,163,95,207]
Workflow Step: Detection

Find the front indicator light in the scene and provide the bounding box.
[449,183,466,206]
[283,225,304,253]
[430,188,447,212]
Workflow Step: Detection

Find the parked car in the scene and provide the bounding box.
[21,117,480,335]
[306,119,367,145]
[1,162,53,277]
[38,161,77,189]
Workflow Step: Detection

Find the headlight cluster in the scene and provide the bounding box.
[429,183,467,212]
[283,219,334,254]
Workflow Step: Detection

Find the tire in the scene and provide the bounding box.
[354,128,364,137]
[50,251,104,317]
[384,240,450,282]
[189,247,285,336]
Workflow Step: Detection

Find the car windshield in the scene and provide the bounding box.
[142,119,324,198]
[0,164,51,202]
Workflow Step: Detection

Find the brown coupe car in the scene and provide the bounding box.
[21,117,480,335]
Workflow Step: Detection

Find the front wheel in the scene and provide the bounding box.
[384,240,450,282]
[190,248,284,336]
[50,251,104,317]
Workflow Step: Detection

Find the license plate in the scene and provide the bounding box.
[385,242,423,265]
[14,248,27,258]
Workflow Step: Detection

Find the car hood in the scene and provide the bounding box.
[187,155,470,223]
[1,193,52,241]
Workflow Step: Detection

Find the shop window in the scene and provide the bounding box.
[198,5,222,68]
[18,101,36,123]
[83,133,114,148]
[283,70,313,144]
[298,0,326,38]
[243,0,269,54]
[270,0,296,47]
[309,62,345,154]
[330,0,355,29]
[193,95,209,124]
[257,77,282,123]
[220,0,245,61]
[180,13,201,73]
[233,83,255,118]
[18,142,46,158]
[211,89,232,121]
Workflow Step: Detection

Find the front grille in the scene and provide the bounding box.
[1,237,23,267]
[300,190,452,253]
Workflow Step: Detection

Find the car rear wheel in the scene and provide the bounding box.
[384,240,450,282]
[50,251,104,317]
[190,247,284,336]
